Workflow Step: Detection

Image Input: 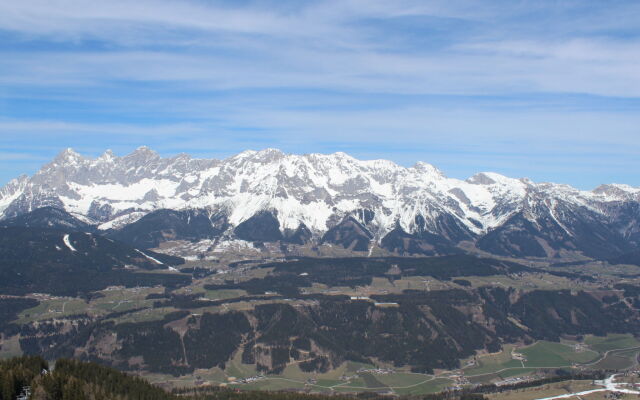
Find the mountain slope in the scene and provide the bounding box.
[0,147,639,259]
[0,227,187,296]
[0,206,94,231]
[107,208,228,249]
[321,216,373,251]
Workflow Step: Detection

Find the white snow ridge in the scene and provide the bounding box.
[0,147,638,246]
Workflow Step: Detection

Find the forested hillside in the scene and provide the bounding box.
[14,285,640,376]
[0,227,188,296]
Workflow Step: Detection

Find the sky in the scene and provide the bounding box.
[0,0,639,189]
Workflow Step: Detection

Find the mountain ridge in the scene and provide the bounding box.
[1,147,639,259]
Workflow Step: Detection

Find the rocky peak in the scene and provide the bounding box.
[2,147,640,260]
[124,146,160,164]
[97,149,117,163]
[593,184,640,201]
[53,148,84,165]
[412,161,444,178]
[467,172,496,185]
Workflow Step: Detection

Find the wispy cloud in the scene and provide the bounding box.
[0,152,47,162]
[0,0,639,188]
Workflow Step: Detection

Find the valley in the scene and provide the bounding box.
[3,237,640,396]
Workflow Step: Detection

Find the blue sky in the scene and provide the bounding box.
[0,0,639,189]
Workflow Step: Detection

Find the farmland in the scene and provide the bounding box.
[3,255,640,395]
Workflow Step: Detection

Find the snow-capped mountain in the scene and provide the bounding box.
[1,147,639,259]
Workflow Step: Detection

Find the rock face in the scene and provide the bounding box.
[1,147,639,258]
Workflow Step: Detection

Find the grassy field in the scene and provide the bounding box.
[558,263,640,278]
[136,333,640,393]
[360,372,390,389]
[390,276,452,292]
[466,369,539,386]
[276,361,375,386]
[220,365,448,395]
[520,341,599,367]
[236,378,307,391]
[460,335,639,386]
[589,348,639,370]
[108,306,179,324]
[464,345,523,375]
[585,334,640,353]
[196,356,451,395]
[17,287,167,324]
[487,380,598,400]
[143,368,227,388]
[374,372,434,388]
[461,273,577,291]
[203,289,247,300]
[16,297,89,323]
[393,378,453,395]
[338,376,369,388]
[224,350,259,379]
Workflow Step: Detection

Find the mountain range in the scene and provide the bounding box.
[1,147,639,260]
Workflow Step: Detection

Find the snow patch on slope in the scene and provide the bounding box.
[62,234,77,252]
[135,249,163,265]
